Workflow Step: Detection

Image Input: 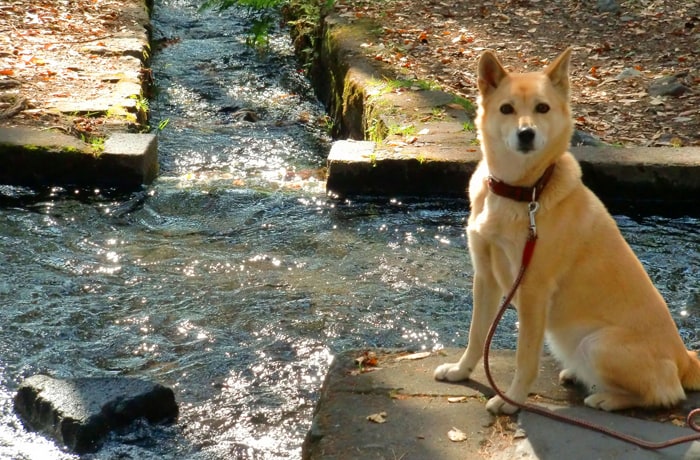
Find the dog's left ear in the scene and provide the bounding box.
[544,47,573,97]
[477,51,509,97]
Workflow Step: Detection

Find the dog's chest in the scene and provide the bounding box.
[470,197,526,247]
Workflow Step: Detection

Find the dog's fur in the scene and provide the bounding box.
[434,48,700,414]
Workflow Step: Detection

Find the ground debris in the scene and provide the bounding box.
[336,0,700,146]
[366,411,388,424]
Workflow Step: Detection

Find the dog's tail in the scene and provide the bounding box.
[681,350,700,390]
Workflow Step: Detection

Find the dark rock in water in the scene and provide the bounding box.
[237,109,259,122]
[217,105,241,113]
[14,374,178,454]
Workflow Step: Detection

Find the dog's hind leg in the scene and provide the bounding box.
[582,329,686,411]
[681,350,700,391]
[584,359,684,411]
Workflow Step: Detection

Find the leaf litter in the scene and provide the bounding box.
[336,0,700,147]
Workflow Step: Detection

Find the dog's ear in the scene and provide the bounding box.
[544,47,573,97]
[477,51,508,96]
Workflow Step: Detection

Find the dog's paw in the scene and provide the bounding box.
[485,395,520,415]
[558,368,577,386]
[434,362,471,382]
[584,392,636,412]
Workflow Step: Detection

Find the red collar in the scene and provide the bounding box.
[486,164,556,202]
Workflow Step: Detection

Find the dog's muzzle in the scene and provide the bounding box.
[517,127,536,153]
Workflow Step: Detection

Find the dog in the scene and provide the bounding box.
[434,47,700,414]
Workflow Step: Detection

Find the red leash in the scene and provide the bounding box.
[481,196,700,450]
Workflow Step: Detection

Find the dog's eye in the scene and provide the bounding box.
[499,104,514,115]
[535,103,550,114]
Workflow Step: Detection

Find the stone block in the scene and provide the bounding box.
[14,374,178,454]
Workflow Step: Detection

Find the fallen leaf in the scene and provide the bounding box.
[448,427,468,442]
[671,418,686,427]
[395,351,431,361]
[447,396,467,403]
[367,412,388,423]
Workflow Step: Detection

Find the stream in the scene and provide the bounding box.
[0,1,699,458]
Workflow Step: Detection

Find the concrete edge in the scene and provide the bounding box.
[326,140,700,203]
[0,127,158,189]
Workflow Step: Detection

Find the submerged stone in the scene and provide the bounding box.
[13,374,178,454]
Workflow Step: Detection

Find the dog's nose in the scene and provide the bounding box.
[517,127,535,145]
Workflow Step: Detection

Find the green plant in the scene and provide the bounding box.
[81,135,105,156]
[453,95,475,112]
[368,152,377,167]
[319,114,333,134]
[430,106,446,119]
[285,0,335,66]
[387,123,415,137]
[201,0,286,9]
[200,0,287,50]
[157,118,170,131]
[365,117,383,143]
[129,94,149,113]
[381,78,441,94]
[462,120,475,132]
[201,0,335,51]
[247,17,272,47]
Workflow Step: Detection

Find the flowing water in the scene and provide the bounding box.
[1,1,699,459]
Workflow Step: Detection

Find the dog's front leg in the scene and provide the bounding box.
[486,289,548,414]
[435,270,501,381]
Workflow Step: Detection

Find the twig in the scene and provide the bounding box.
[0,97,28,119]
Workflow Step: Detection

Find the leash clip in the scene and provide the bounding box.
[528,200,540,238]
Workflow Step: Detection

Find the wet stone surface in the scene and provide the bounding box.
[14,375,178,454]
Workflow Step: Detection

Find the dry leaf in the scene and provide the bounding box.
[671,418,686,427]
[367,412,388,423]
[355,351,379,367]
[447,396,467,403]
[447,427,468,442]
[395,351,431,361]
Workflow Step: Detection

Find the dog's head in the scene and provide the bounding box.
[476,48,574,183]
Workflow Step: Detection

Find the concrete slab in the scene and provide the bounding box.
[305,349,700,460]
[0,127,158,188]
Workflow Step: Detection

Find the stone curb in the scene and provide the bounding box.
[327,139,700,203]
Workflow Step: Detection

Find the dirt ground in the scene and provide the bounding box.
[334,0,700,147]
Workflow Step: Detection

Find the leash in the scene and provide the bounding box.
[481,183,700,450]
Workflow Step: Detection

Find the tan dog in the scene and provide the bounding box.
[434,47,700,414]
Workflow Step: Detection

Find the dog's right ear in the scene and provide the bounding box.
[477,51,508,96]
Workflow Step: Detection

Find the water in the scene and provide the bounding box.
[0,1,699,459]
